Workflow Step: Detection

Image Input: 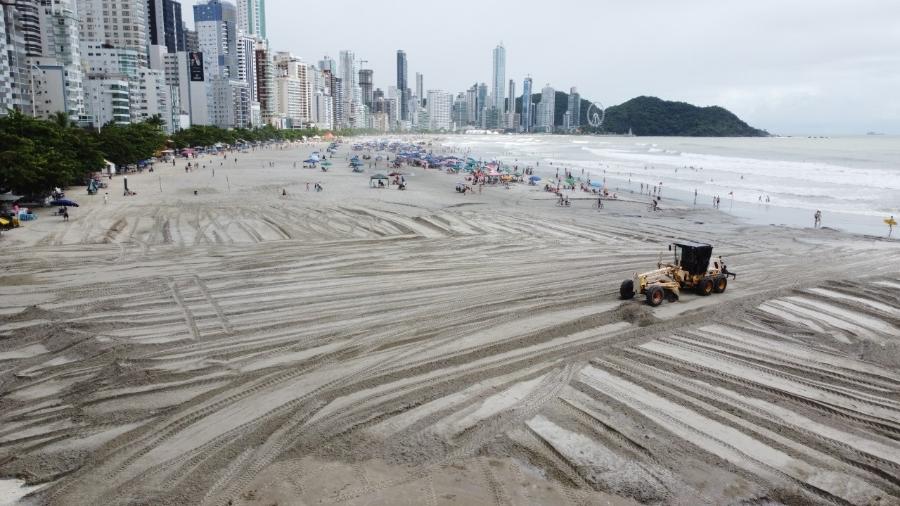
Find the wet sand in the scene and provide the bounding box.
[1,139,899,505]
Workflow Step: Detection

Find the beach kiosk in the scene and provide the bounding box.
[370,174,389,188]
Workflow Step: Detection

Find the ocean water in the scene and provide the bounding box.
[443,135,900,236]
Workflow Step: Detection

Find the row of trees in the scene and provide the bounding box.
[0,111,341,196]
[168,124,324,149]
[0,111,107,197]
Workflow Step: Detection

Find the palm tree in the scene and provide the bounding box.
[146,114,165,130]
[51,111,73,129]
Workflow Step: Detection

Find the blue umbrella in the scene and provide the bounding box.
[50,199,79,207]
[529,176,541,182]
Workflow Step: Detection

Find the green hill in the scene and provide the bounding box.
[516,94,767,137]
[600,96,768,136]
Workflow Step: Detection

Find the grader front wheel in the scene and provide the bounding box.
[620,280,635,300]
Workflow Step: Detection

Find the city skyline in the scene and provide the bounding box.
[179,0,900,135]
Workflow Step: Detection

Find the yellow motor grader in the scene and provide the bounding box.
[620,241,732,306]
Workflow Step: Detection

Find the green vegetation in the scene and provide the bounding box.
[0,112,336,197]
[0,110,105,196]
[599,96,768,137]
[95,119,168,168]
[517,93,767,137]
[169,124,323,149]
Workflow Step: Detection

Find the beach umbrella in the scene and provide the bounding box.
[529,176,541,182]
[50,199,79,207]
[321,160,333,167]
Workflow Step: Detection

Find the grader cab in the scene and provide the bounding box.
[619,241,731,306]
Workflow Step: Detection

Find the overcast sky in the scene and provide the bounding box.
[182,0,900,135]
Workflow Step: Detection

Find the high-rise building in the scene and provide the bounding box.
[273,52,311,128]
[77,0,148,64]
[255,40,276,124]
[537,84,555,132]
[426,89,451,131]
[415,72,423,107]
[386,86,400,127]
[566,86,580,131]
[507,79,517,129]
[318,55,335,73]
[82,43,141,78]
[83,78,131,126]
[206,76,249,128]
[148,0,186,53]
[465,85,477,125]
[359,67,373,109]
[491,43,505,111]
[193,0,245,128]
[330,75,343,129]
[451,92,467,129]
[0,7,14,112]
[184,29,199,53]
[309,65,332,129]
[133,67,173,130]
[82,42,142,128]
[521,77,533,132]
[27,0,86,122]
[396,50,407,120]
[476,82,487,126]
[194,0,237,79]
[148,46,189,130]
[6,6,32,113]
[14,1,40,57]
[237,34,261,125]
[338,50,360,128]
[236,0,266,38]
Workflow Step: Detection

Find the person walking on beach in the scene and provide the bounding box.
[63,209,69,222]
[814,210,822,228]
[888,216,895,237]
[104,192,109,205]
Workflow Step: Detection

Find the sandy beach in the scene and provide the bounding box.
[1,138,900,505]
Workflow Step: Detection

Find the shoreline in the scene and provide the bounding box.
[438,134,900,238]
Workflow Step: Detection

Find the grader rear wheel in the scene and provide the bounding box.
[713,275,728,293]
[646,286,665,307]
[696,277,714,296]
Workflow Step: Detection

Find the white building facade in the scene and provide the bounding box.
[426,89,451,131]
